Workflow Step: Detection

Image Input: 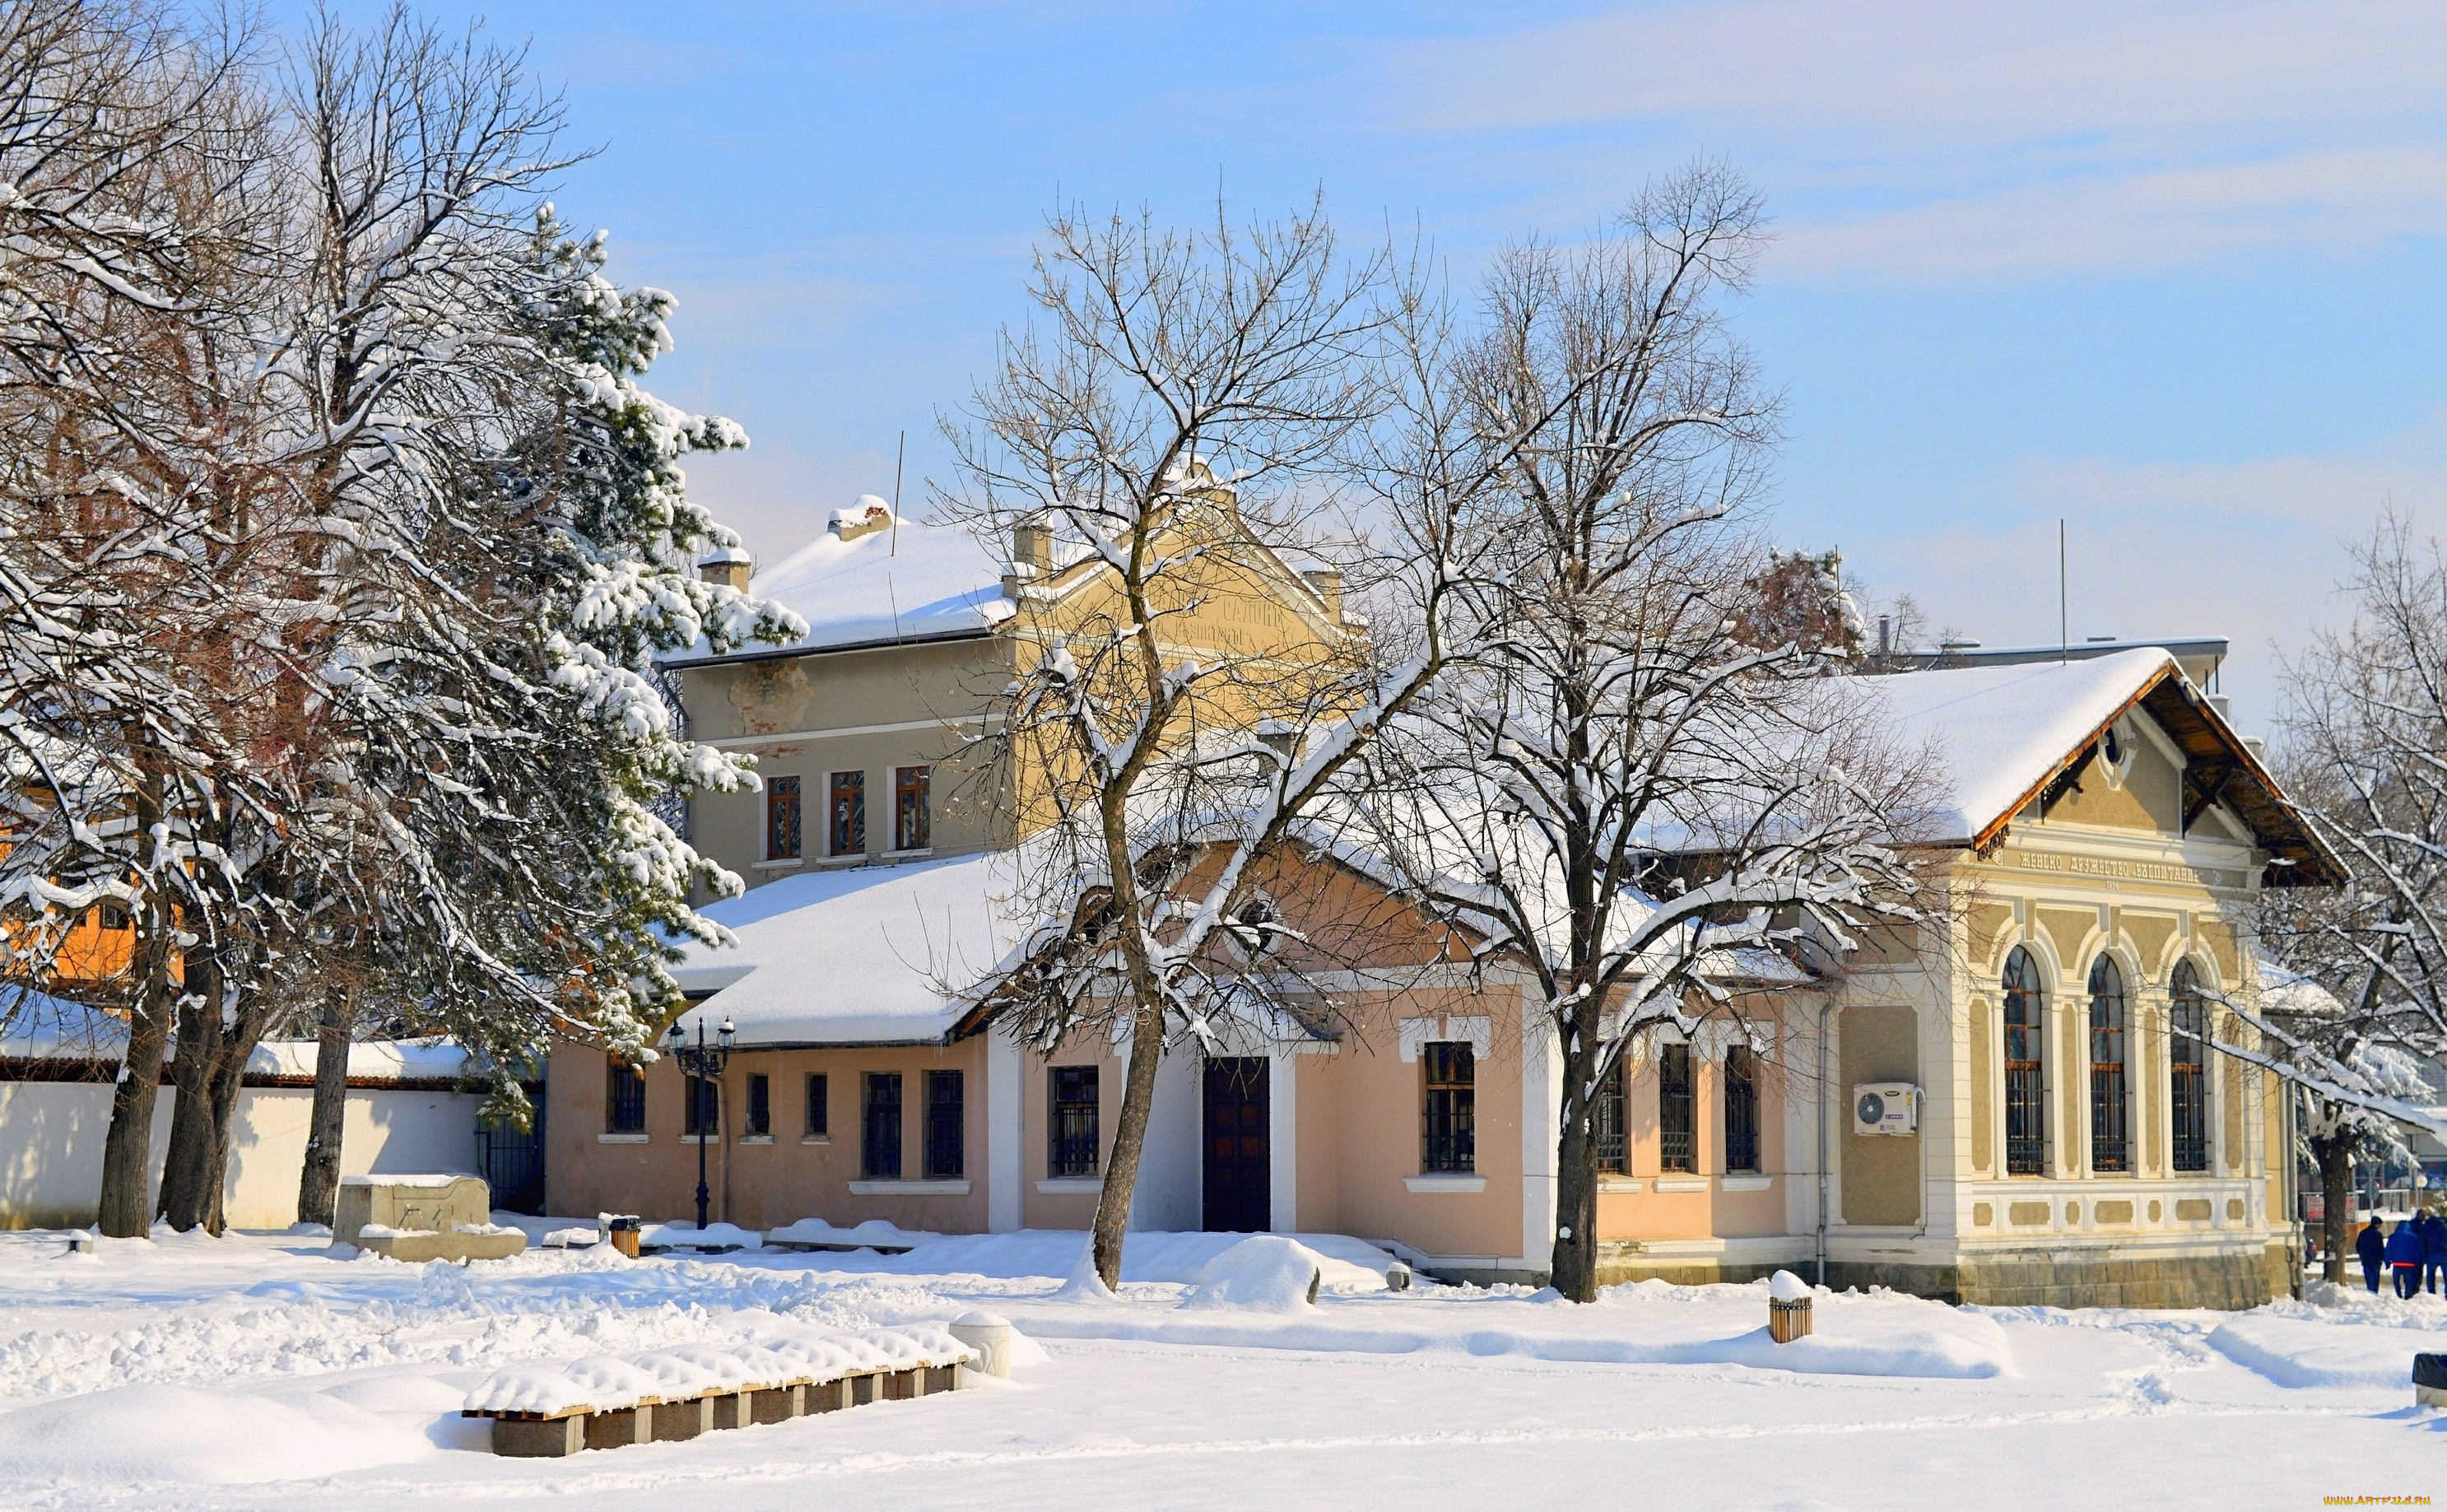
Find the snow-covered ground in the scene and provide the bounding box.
[0,1221,2437,1510]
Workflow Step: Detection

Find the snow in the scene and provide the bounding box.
[668,852,1028,1044]
[1851,646,2176,841]
[0,1224,2436,1507]
[340,1175,465,1189]
[1768,1268,1812,1302]
[663,509,1008,664]
[1182,1235,1327,1312]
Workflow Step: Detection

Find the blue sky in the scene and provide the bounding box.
[296,2,2447,727]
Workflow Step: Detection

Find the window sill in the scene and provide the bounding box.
[1653,1175,1710,1193]
[1719,1175,1772,1192]
[814,854,870,869]
[1035,1177,1101,1194]
[1597,1176,1643,1193]
[848,1178,970,1195]
[752,858,803,872]
[598,1133,649,1144]
[680,1134,720,1145]
[800,1135,831,1146]
[737,1135,774,1146]
[1403,1174,1486,1193]
[881,847,934,863]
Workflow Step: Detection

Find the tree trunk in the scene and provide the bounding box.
[2318,1133,2354,1286]
[95,975,172,1237]
[296,988,355,1226]
[1551,1022,1602,1302]
[157,952,222,1231]
[1089,999,1168,1291]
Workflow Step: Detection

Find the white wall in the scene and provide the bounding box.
[0,1082,485,1231]
[1128,1049,1202,1232]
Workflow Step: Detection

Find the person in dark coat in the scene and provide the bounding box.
[2422,1211,2447,1295]
[2386,1218,2422,1298]
[2357,1217,2388,1293]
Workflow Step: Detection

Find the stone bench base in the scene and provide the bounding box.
[475,1366,963,1456]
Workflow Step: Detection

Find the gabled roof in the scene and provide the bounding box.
[1857,647,2343,886]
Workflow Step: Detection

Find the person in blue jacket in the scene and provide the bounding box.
[2356,1216,2388,1293]
[2423,1211,2447,1295]
[2385,1218,2422,1298]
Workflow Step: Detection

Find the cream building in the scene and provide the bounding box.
[551,572,2332,1308]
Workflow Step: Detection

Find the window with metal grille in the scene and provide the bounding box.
[2170,961,2210,1173]
[863,1072,902,1179]
[683,1074,719,1137]
[894,765,931,851]
[1421,1042,1476,1174]
[1724,1044,1761,1173]
[924,1070,964,1178]
[805,1073,828,1137]
[607,1063,645,1134]
[1593,1058,1626,1174]
[765,775,801,860]
[1049,1066,1100,1177]
[2003,946,2046,1175]
[829,770,865,857]
[1658,1044,1695,1172]
[746,1072,770,1137]
[2088,954,2128,1172]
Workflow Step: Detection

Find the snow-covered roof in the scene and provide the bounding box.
[1854,647,2176,844]
[671,851,1029,1045]
[665,507,1013,665]
[0,993,469,1081]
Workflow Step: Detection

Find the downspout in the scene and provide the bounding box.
[1817,994,1835,1288]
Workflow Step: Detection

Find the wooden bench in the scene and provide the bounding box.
[465,1336,971,1457]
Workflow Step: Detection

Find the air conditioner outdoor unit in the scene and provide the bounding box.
[1853,1082,1919,1136]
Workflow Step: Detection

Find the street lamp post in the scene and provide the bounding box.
[668,1017,735,1233]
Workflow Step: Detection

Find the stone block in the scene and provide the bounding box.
[710,1392,754,1431]
[923,1365,957,1395]
[883,1369,920,1401]
[749,1384,802,1425]
[849,1373,882,1407]
[652,1397,713,1441]
[490,1415,584,1458]
[584,1407,651,1450]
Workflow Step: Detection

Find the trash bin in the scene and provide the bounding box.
[1767,1270,1813,1344]
[605,1216,641,1259]
[2417,1351,2446,1409]
[949,1312,1015,1380]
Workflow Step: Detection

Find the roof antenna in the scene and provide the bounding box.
[890,430,905,557]
[2058,519,2068,666]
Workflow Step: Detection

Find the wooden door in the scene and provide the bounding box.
[1202,1058,1270,1233]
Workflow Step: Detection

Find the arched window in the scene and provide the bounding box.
[2169,961,2210,1172]
[2003,947,2046,1175]
[2088,955,2129,1172]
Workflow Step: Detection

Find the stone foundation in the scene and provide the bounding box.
[1584,1240,2298,1310]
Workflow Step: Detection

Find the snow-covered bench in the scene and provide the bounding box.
[762,1217,937,1254]
[461,1324,975,1457]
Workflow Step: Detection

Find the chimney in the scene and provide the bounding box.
[1302,569,1343,622]
[699,545,752,591]
[1012,513,1054,573]
[829,494,892,543]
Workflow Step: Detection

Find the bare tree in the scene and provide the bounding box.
[2248,513,2447,1274]
[937,199,1480,1290]
[1353,165,1937,1303]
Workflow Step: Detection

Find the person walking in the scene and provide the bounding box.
[2422,1211,2447,1296]
[2358,1215,2388,1293]
[2386,1218,2421,1299]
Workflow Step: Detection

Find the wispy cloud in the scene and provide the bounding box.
[1379,1,2447,279]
